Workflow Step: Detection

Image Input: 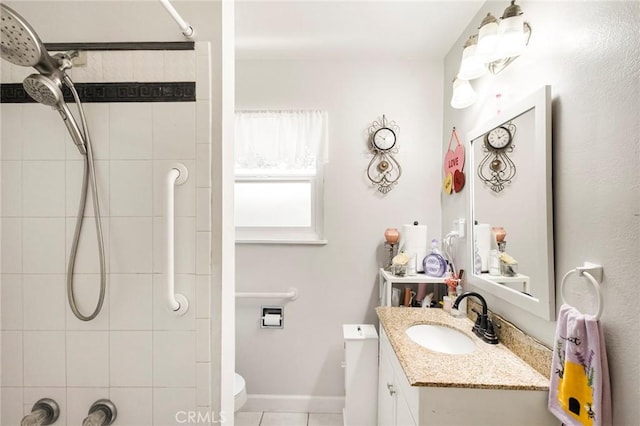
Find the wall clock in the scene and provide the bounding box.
[367,114,401,194]
[477,121,517,193]
[372,127,397,151]
[486,125,513,149]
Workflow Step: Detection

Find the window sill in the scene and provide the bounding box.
[235,239,328,245]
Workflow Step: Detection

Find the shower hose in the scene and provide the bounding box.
[65,75,107,322]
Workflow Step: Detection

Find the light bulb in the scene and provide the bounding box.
[476,13,500,63]
[457,39,487,80]
[498,14,526,57]
[450,79,477,109]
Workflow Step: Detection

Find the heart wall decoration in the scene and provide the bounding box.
[443,127,466,194]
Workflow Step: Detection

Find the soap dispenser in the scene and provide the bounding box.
[422,239,448,277]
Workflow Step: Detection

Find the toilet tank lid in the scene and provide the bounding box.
[343,324,378,340]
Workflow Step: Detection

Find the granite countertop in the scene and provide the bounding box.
[376,306,550,391]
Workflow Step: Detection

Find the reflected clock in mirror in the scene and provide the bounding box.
[467,86,555,320]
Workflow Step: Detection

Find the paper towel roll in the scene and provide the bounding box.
[399,223,428,272]
[475,223,491,273]
[263,314,281,327]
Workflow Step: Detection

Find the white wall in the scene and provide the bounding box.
[236,58,443,406]
[442,1,639,424]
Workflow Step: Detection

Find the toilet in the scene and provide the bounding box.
[234,373,247,412]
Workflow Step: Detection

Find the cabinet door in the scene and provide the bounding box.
[378,346,396,426]
[395,391,417,426]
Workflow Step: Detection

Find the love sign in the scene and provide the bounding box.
[453,169,465,193]
[442,172,453,195]
[443,128,466,195]
[445,143,465,175]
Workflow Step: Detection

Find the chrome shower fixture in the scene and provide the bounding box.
[0,4,58,74]
[23,73,88,154]
[83,400,117,426]
[0,3,106,322]
[21,398,60,426]
[22,73,61,106]
[0,4,87,154]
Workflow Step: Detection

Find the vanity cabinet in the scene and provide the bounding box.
[378,328,417,426]
[378,327,556,426]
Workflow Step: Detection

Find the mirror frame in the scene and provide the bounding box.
[466,86,555,320]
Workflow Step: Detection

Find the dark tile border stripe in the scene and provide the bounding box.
[44,41,194,51]
[1,82,196,103]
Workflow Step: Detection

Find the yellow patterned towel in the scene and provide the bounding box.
[548,304,611,426]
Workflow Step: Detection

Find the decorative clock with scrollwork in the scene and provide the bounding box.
[367,115,401,194]
[477,121,517,193]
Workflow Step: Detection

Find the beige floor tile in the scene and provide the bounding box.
[235,411,263,426]
[260,412,308,426]
[308,412,344,426]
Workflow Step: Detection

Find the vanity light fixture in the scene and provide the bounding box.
[450,78,477,109]
[451,0,532,109]
[457,35,487,81]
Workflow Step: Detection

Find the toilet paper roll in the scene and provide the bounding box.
[263,314,281,327]
[399,223,428,272]
[475,223,491,273]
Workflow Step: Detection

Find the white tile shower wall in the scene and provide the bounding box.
[1,387,23,425]
[0,50,201,84]
[0,44,212,425]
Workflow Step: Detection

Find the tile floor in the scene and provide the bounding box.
[235,412,343,426]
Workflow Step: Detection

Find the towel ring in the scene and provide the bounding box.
[560,268,603,320]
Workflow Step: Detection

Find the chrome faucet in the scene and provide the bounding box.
[452,291,499,344]
[21,398,60,426]
[82,400,117,426]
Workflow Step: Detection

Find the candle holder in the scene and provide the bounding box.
[384,242,397,270]
[501,259,518,276]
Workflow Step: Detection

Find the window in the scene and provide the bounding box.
[234,110,328,243]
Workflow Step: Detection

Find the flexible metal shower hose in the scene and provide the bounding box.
[65,75,107,321]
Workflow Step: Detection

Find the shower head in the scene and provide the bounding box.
[23,73,62,106]
[23,73,87,155]
[1,4,86,155]
[0,3,57,73]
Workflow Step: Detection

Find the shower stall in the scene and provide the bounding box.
[0,1,235,424]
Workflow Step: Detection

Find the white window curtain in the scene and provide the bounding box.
[235,110,328,175]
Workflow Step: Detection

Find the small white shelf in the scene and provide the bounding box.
[480,272,530,293]
[379,268,450,284]
[378,268,449,306]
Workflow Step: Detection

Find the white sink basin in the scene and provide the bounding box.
[405,324,475,355]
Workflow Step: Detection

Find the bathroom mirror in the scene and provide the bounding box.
[467,86,555,320]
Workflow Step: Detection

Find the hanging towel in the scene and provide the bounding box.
[548,304,612,426]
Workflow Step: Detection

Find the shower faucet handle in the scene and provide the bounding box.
[83,399,117,426]
[21,398,60,426]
